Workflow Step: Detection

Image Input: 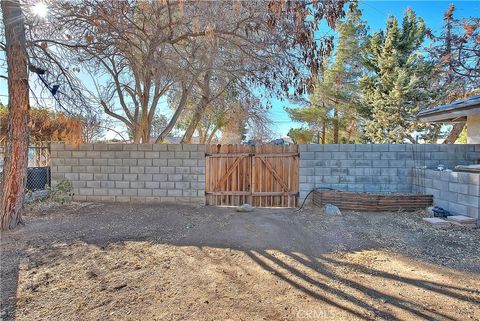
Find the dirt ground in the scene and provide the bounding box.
[1,202,479,321]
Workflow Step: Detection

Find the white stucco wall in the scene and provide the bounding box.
[467,114,480,144]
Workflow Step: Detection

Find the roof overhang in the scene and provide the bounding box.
[417,95,480,123]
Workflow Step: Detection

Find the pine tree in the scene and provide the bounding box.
[361,8,430,143]
[285,87,329,143]
[287,127,314,144]
[286,2,367,144]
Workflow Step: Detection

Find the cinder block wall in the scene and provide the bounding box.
[413,168,479,219]
[50,143,205,204]
[299,144,480,201]
[51,143,480,208]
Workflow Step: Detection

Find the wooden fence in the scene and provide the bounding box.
[205,144,299,207]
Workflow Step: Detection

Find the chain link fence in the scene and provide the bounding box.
[0,144,51,193]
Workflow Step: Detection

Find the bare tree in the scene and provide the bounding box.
[37,0,346,144]
[186,87,271,144]
[1,0,30,230]
[179,0,347,143]
[80,114,104,143]
[40,0,209,143]
[426,4,480,143]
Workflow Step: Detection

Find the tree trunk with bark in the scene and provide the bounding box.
[321,123,326,144]
[181,95,208,144]
[1,0,30,230]
[320,102,326,144]
[156,82,192,143]
[181,70,212,144]
[207,126,219,144]
[443,123,465,144]
[333,105,339,144]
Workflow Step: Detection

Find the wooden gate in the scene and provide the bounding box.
[205,145,299,207]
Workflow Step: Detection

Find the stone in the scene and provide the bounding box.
[447,215,476,223]
[447,215,477,226]
[422,217,451,227]
[324,204,341,216]
[450,221,477,228]
[237,204,254,212]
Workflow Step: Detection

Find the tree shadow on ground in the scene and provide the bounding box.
[1,203,479,320]
[247,250,478,320]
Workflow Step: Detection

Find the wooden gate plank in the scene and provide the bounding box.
[257,157,290,192]
[213,155,245,192]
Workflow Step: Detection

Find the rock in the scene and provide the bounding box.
[324,204,341,216]
[422,217,451,228]
[450,221,477,228]
[236,204,254,212]
[447,215,476,224]
[111,282,127,291]
[447,215,477,228]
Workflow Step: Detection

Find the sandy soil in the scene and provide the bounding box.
[1,203,479,321]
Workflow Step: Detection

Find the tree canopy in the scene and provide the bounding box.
[2,1,477,145]
[286,4,478,144]
[361,8,429,143]
[23,0,347,143]
[286,2,367,144]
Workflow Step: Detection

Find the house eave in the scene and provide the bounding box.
[417,106,480,123]
[416,95,480,123]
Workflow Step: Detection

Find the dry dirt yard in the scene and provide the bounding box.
[1,202,479,321]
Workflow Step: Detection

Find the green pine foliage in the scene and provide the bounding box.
[286,5,476,144]
[287,127,314,144]
[286,2,367,144]
[360,8,432,143]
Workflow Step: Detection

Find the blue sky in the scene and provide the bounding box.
[269,0,480,138]
[1,1,479,140]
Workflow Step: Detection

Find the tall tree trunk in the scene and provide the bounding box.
[156,82,192,143]
[181,70,212,144]
[207,126,219,144]
[346,119,356,143]
[197,128,204,143]
[321,122,326,144]
[141,121,150,143]
[333,105,339,144]
[1,0,30,230]
[439,11,463,146]
[140,99,151,143]
[132,124,142,143]
[443,123,465,144]
[181,97,208,144]
[321,102,326,144]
